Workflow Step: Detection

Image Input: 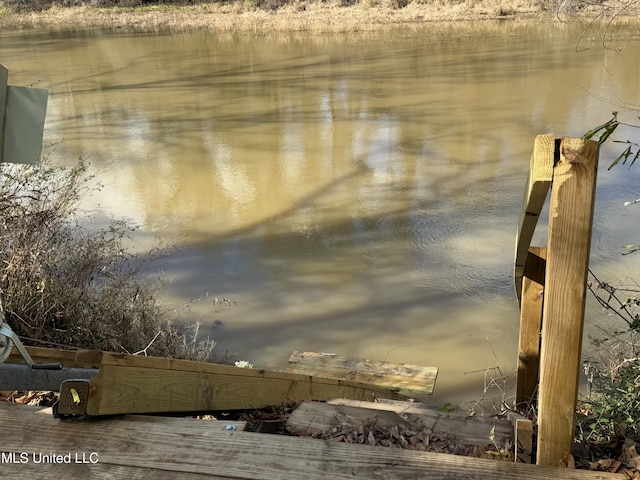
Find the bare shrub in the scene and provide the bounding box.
[0,160,182,357]
[579,271,640,443]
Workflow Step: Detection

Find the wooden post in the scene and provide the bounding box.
[509,412,534,464]
[0,64,8,163]
[536,137,598,467]
[515,246,546,407]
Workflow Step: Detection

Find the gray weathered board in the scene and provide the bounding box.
[287,399,512,448]
[286,351,437,397]
[0,402,625,480]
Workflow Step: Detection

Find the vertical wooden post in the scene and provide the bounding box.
[515,418,534,464]
[515,246,546,408]
[536,137,598,467]
[0,65,8,163]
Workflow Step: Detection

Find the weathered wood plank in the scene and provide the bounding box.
[1,463,233,480]
[516,246,546,407]
[289,400,513,447]
[515,419,534,464]
[514,134,555,302]
[0,402,625,480]
[285,351,437,396]
[340,397,444,413]
[79,363,405,416]
[537,137,598,467]
[509,412,534,464]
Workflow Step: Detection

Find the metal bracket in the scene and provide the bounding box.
[0,323,62,370]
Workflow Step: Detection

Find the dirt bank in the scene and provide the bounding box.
[0,0,637,33]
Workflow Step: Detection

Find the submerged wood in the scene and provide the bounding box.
[285,351,437,396]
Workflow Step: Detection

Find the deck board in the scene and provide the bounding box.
[0,402,624,480]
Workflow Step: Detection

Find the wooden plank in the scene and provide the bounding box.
[509,412,533,464]
[515,246,546,407]
[0,402,625,480]
[514,134,555,302]
[8,346,428,400]
[515,419,534,464]
[537,137,598,467]
[76,363,406,416]
[0,64,7,163]
[329,397,461,414]
[289,400,513,447]
[285,351,437,396]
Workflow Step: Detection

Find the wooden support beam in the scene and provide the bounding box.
[514,134,555,303]
[536,137,598,467]
[515,246,546,407]
[54,350,407,416]
[285,351,437,397]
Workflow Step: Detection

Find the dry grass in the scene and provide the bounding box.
[1,0,638,34]
[0,0,590,33]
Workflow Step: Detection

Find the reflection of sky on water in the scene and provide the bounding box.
[3,24,640,403]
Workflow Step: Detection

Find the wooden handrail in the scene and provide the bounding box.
[514,134,555,303]
[515,135,599,466]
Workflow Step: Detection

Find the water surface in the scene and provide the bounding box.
[2,22,640,404]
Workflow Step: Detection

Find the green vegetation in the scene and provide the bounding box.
[0,159,219,362]
[576,115,640,447]
[579,271,640,444]
[584,113,640,171]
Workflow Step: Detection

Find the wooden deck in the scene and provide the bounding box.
[1,402,625,479]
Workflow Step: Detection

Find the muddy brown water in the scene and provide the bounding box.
[2,22,640,405]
